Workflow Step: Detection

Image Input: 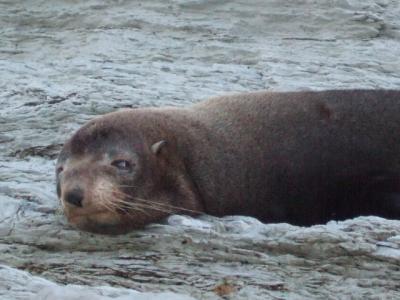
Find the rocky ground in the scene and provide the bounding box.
[1,0,400,299]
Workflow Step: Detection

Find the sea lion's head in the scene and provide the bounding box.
[56,110,202,235]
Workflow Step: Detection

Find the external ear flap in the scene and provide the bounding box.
[151,140,167,155]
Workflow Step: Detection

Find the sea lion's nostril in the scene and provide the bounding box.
[65,188,84,207]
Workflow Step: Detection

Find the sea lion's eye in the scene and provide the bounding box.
[56,166,64,175]
[111,160,131,171]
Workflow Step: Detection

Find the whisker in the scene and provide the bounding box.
[117,184,138,188]
[111,191,202,214]
[110,192,177,214]
[107,194,149,215]
[98,194,120,215]
[95,188,132,214]
[101,197,150,216]
[96,185,201,215]
[114,190,202,214]
[108,191,152,216]
[120,201,176,214]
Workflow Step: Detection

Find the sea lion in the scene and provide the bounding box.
[56,90,400,234]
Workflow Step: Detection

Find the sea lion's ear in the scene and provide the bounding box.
[151,140,167,155]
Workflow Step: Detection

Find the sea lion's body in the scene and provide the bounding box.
[57,90,400,234]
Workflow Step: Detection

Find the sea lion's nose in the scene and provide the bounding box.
[64,188,84,207]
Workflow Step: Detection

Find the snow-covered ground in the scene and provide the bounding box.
[1,0,400,299]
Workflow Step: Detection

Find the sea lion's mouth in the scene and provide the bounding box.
[66,210,124,233]
[68,211,116,222]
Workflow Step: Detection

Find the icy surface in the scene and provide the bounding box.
[1,0,400,299]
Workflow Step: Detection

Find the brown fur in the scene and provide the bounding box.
[57,90,400,234]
